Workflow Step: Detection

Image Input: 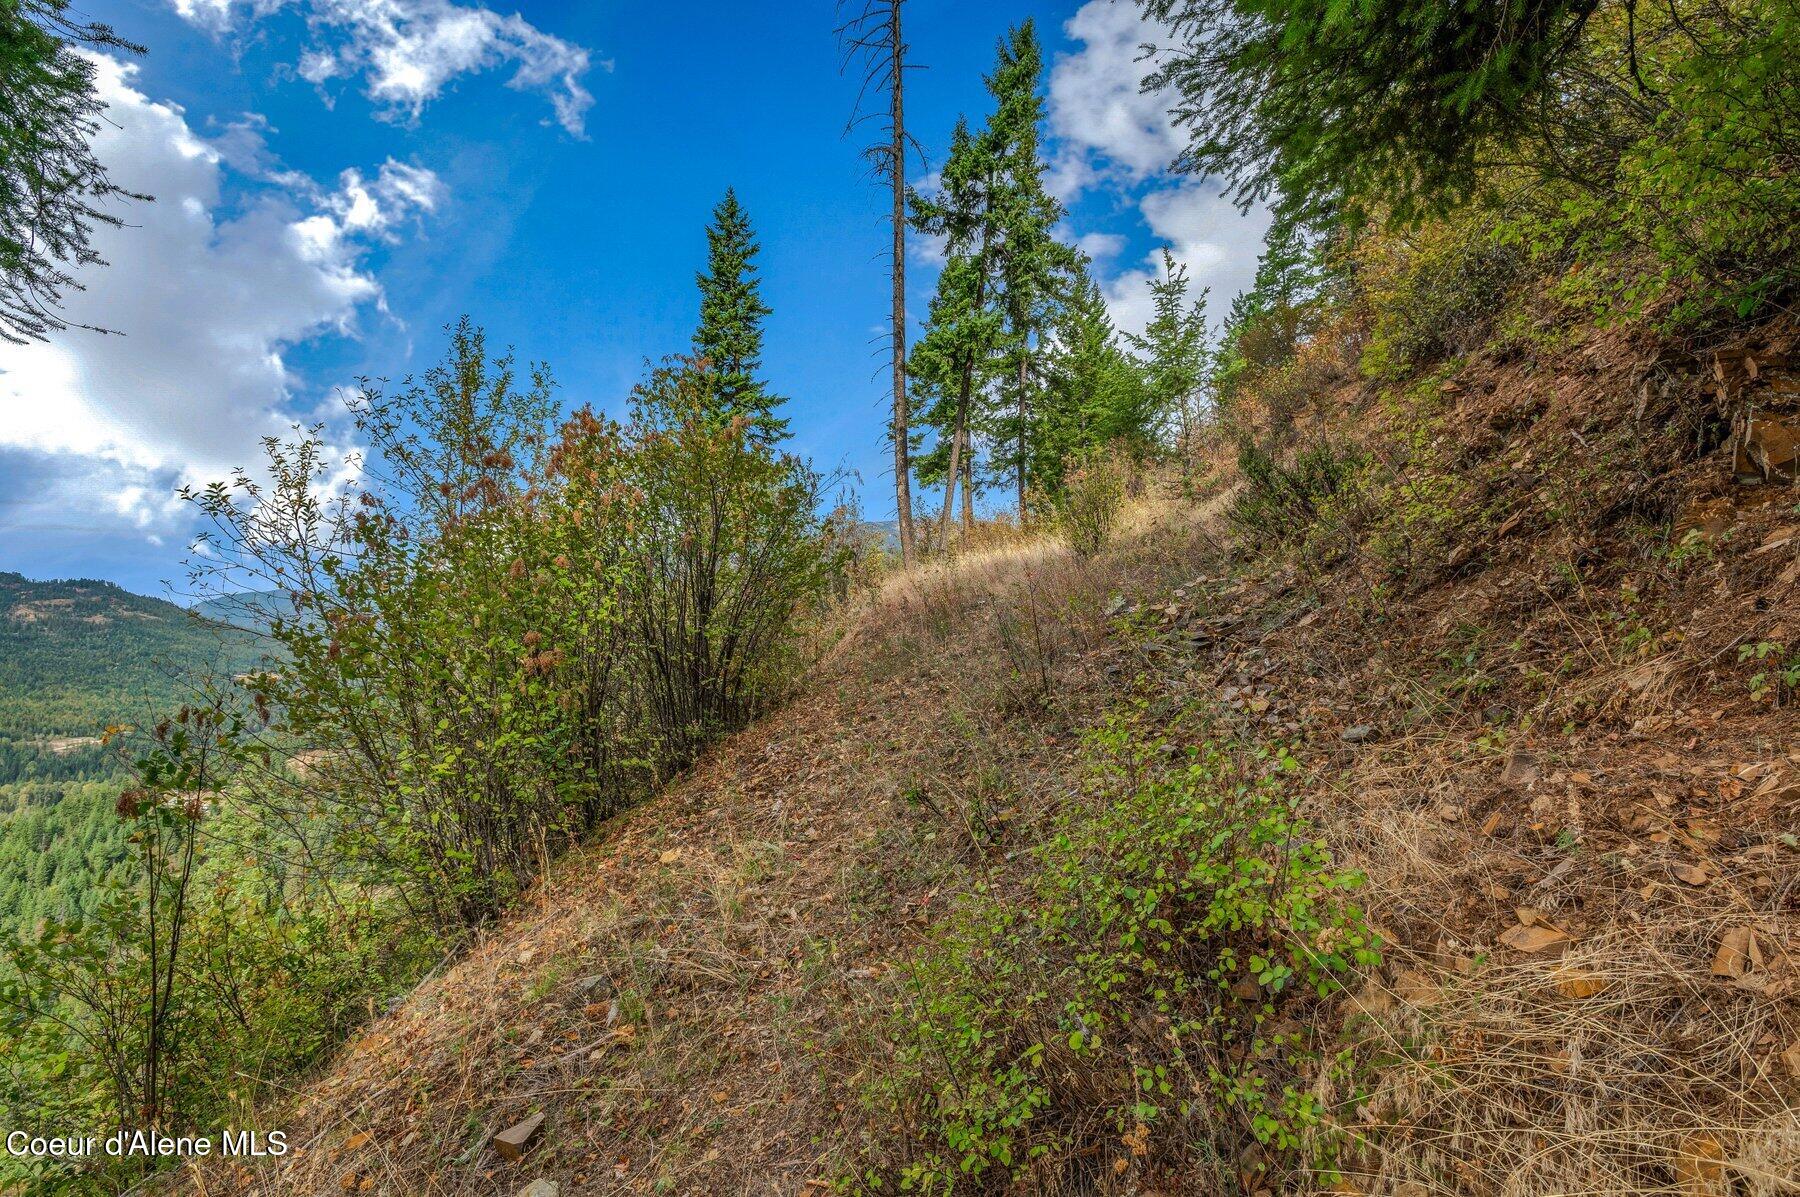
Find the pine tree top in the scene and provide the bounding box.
[691,189,788,443]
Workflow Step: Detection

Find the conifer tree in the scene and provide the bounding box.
[1142,0,1603,223]
[910,24,1077,533]
[909,116,1003,541]
[1,0,147,343]
[691,189,787,443]
[1128,249,1210,455]
[982,21,1078,516]
[1035,258,1149,494]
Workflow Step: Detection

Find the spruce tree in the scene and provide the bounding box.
[1036,258,1149,494]
[909,23,1077,532]
[908,117,1003,540]
[691,189,787,443]
[981,21,1078,516]
[1127,249,1210,455]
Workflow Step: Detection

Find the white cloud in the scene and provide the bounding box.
[1046,0,1183,201]
[1044,2,1272,335]
[1102,182,1271,340]
[1074,230,1126,263]
[0,54,438,537]
[169,0,598,135]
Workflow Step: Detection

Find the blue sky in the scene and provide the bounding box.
[0,0,1269,598]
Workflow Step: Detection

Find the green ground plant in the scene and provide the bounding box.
[860,703,1380,1193]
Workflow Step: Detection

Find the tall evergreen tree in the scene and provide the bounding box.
[1128,249,1210,454]
[1035,257,1149,494]
[982,21,1078,516]
[691,189,787,443]
[909,116,1004,541]
[910,23,1077,533]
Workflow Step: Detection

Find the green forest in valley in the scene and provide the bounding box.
[0,0,1795,1194]
[0,573,266,937]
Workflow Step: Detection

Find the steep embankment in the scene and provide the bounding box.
[193,320,1797,1196]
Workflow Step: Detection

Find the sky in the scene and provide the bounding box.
[0,0,1270,598]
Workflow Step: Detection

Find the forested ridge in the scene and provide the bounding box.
[0,572,262,739]
[1,0,1796,1194]
[0,572,264,940]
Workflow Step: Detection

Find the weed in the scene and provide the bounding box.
[857,704,1380,1192]
[1740,641,1800,705]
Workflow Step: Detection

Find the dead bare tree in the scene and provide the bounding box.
[836,0,923,566]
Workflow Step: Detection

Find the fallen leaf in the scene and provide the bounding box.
[1514,906,1567,933]
[1686,818,1722,845]
[1673,1133,1726,1197]
[1551,965,1610,999]
[1712,927,1756,978]
[1500,924,1573,954]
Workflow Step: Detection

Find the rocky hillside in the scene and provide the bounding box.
[178,313,1800,1196]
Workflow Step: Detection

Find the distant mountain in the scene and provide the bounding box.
[0,572,275,938]
[0,572,267,739]
[191,587,298,635]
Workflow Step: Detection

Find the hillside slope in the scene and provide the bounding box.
[0,573,265,741]
[189,321,1799,1197]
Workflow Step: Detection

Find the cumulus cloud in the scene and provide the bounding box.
[1074,230,1126,264]
[0,54,439,538]
[1046,0,1183,200]
[1045,1,1271,335]
[170,0,598,135]
[1102,183,1271,341]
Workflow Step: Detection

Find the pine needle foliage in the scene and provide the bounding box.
[0,0,148,343]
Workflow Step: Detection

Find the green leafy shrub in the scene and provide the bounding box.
[1501,0,1800,325]
[1227,440,1367,546]
[185,325,844,931]
[862,708,1380,1192]
[1357,219,1528,381]
[615,360,849,766]
[1364,467,1477,583]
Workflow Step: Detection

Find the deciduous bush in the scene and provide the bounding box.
[1227,439,1367,546]
[1356,220,1528,381]
[1051,448,1131,557]
[861,707,1380,1192]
